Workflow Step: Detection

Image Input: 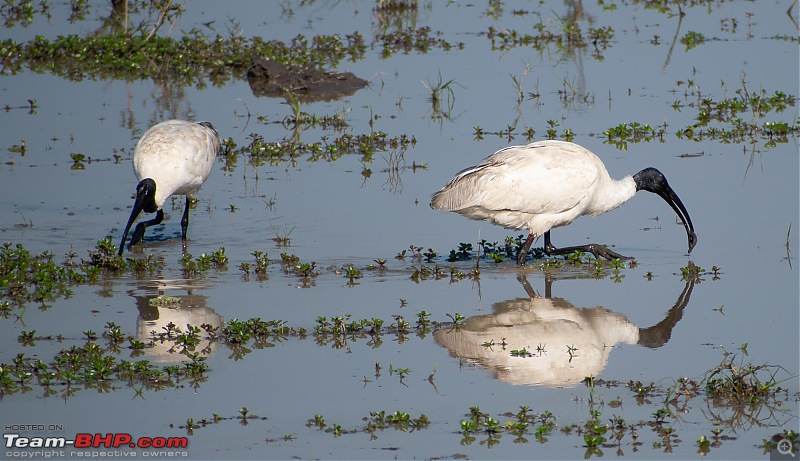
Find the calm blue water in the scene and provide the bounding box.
[0,1,797,459]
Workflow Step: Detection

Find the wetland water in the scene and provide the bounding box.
[0,1,798,459]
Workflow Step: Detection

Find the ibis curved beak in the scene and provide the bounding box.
[118,178,159,256]
[118,191,146,256]
[656,186,697,254]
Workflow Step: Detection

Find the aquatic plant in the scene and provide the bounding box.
[0,31,367,85]
[680,31,706,50]
[703,348,790,405]
[376,26,460,58]
[0,242,87,309]
[674,77,798,147]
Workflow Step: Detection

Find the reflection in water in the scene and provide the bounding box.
[662,9,684,70]
[129,280,223,363]
[434,274,694,386]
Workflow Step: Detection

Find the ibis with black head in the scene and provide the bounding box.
[430,140,697,264]
[118,120,221,256]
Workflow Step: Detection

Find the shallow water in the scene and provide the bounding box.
[1,1,798,460]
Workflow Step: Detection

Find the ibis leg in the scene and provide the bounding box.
[130,209,164,247]
[181,196,191,240]
[517,275,539,298]
[516,274,554,298]
[516,233,536,265]
[543,231,631,260]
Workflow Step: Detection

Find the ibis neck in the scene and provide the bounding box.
[586,176,637,216]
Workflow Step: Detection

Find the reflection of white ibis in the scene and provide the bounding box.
[131,286,223,363]
[118,120,221,255]
[430,140,697,264]
[433,274,694,386]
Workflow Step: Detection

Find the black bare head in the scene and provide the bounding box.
[118,178,158,256]
[135,178,158,213]
[634,167,697,253]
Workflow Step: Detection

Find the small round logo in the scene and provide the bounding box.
[778,438,795,458]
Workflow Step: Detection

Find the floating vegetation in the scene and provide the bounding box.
[0,0,50,28]
[0,237,791,458]
[228,130,416,171]
[440,236,631,282]
[474,76,796,152]
[1,321,210,399]
[239,250,270,279]
[0,242,88,309]
[603,122,666,150]
[0,232,643,320]
[376,26,461,58]
[486,22,615,60]
[442,347,792,453]
[179,248,228,276]
[627,0,738,15]
[703,347,791,406]
[148,295,180,308]
[0,311,449,399]
[0,238,716,328]
[761,430,799,456]
[674,77,798,147]
[0,31,367,85]
[303,410,430,439]
[680,31,706,51]
[446,235,537,262]
[172,408,268,436]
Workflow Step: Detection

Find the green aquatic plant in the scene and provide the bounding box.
[294,261,317,278]
[510,348,531,358]
[342,265,362,282]
[602,122,660,150]
[235,129,415,173]
[673,77,798,147]
[680,31,706,50]
[0,242,91,308]
[703,348,789,405]
[243,250,270,276]
[1,29,367,84]
[376,26,459,58]
[17,330,35,345]
[172,407,268,435]
[421,71,461,122]
[149,295,180,308]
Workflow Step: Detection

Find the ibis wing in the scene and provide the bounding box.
[133,121,221,205]
[432,142,600,218]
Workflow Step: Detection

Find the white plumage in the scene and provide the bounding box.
[118,120,221,255]
[431,140,696,264]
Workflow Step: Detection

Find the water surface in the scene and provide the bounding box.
[0,1,798,459]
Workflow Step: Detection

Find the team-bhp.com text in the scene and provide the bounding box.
[4,433,189,458]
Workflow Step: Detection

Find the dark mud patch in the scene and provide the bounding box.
[247,58,368,102]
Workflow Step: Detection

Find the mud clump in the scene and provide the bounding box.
[247,58,368,102]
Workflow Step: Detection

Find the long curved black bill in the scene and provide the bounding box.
[657,186,697,254]
[118,194,145,256]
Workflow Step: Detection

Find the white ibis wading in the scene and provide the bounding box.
[118,120,221,255]
[430,140,697,264]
